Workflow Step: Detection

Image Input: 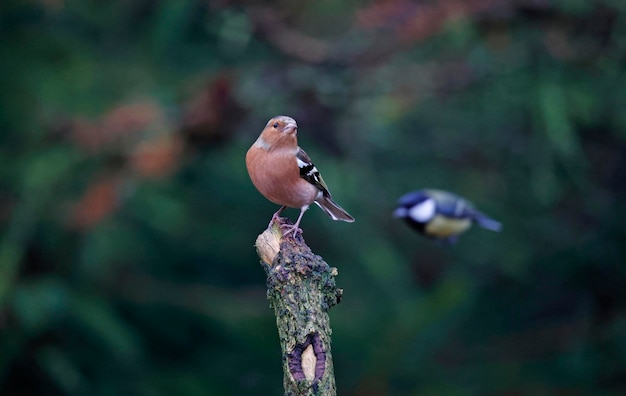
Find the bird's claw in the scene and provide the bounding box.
[267,215,283,230]
[267,206,287,230]
[266,216,302,238]
[280,223,302,238]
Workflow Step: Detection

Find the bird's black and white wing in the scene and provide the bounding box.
[295,147,330,197]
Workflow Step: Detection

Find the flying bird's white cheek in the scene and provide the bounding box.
[408,199,436,222]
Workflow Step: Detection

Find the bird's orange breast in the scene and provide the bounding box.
[246,146,318,208]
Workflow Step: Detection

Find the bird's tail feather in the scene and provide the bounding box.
[473,212,502,232]
[315,196,355,222]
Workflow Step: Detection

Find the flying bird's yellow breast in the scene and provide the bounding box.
[425,215,471,238]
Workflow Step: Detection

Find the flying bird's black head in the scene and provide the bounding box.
[393,190,437,233]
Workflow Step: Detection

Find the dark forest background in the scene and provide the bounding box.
[1,1,626,395]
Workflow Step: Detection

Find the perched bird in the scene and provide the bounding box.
[393,189,501,243]
[246,116,354,236]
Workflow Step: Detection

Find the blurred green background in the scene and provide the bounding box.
[1,0,626,395]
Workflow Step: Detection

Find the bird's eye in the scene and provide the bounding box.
[273,123,279,128]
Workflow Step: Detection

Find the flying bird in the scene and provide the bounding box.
[394,189,501,243]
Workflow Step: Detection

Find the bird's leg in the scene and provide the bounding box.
[282,205,308,237]
[268,206,287,229]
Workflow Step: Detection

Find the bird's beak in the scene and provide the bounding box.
[284,123,298,134]
[393,207,407,218]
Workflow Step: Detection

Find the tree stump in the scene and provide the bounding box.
[254,219,342,396]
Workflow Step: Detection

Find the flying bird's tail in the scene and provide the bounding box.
[473,212,502,232]
[314,195,355,222]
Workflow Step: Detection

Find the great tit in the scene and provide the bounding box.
[393,189,502,243]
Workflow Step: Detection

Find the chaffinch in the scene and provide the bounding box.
[393,189,501,243]
[246,116,354,236]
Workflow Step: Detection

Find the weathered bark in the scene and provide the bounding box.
[254,219,342,396]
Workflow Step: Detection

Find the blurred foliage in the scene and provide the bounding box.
[1,0,626,395]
